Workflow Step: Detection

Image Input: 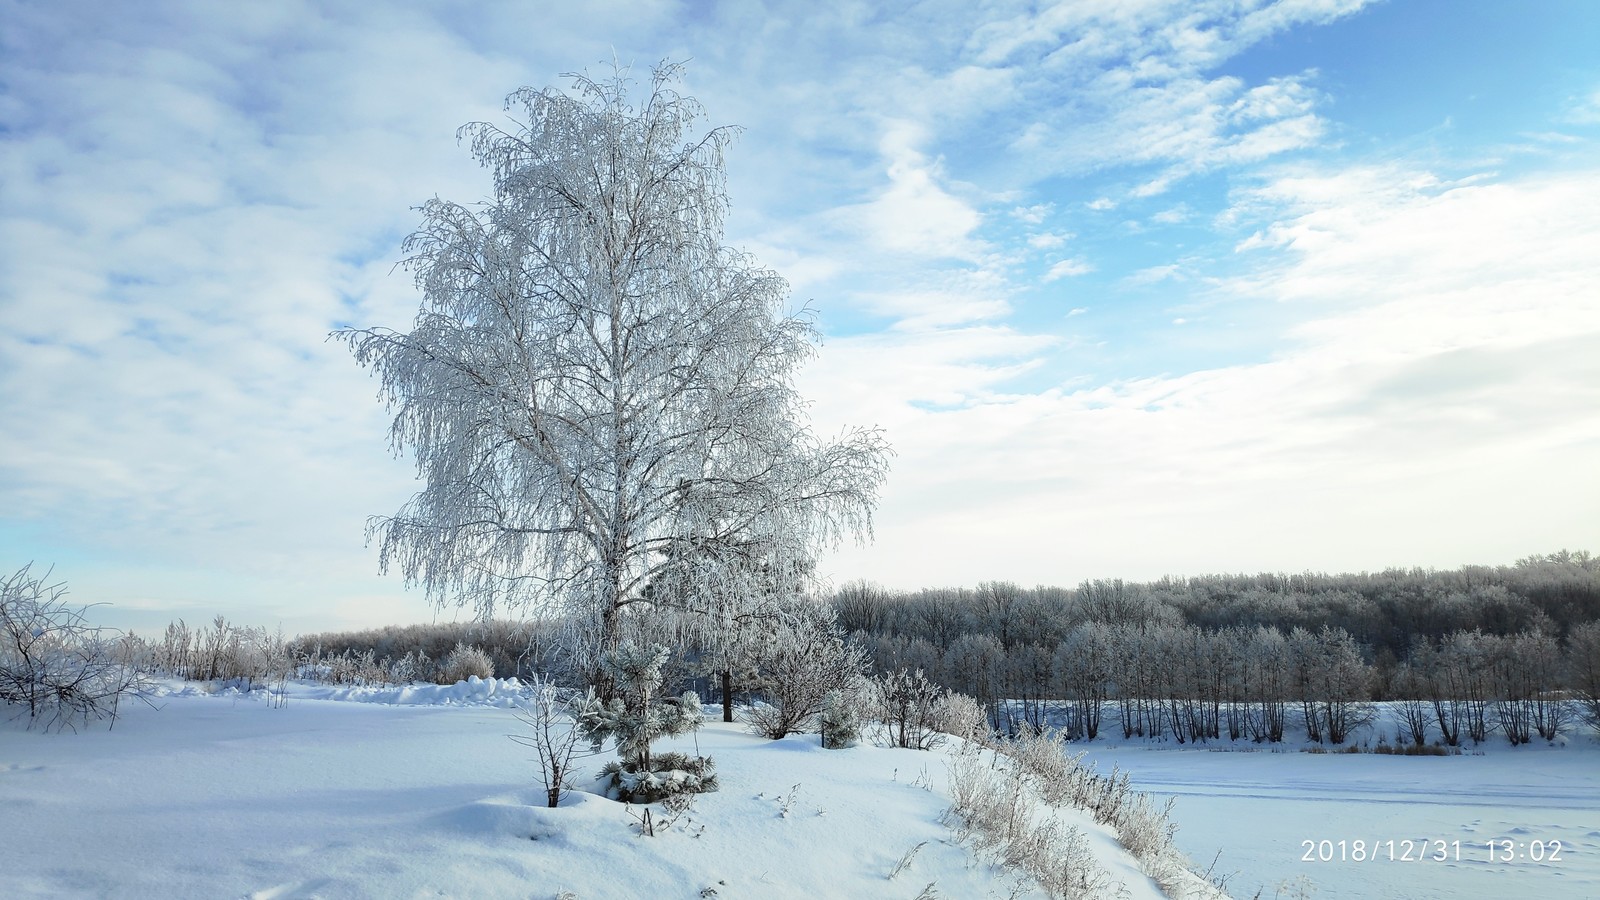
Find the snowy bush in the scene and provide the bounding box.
[744,601,867,740]
[936,691,989,744]
[873,668,947,750]
[599,751,716,803]
[439,643,495,683]
[573,643,715,802]
[147,616,294,689]
[388,649,431,683]
[0,564,148,731]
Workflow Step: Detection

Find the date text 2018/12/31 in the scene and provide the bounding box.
[1301,839,1564,863]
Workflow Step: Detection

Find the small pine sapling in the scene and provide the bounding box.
[819,689,862,749]
[573,643,717,802]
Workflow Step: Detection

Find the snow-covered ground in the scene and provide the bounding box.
[1,680,1172,899]
[1074,721,1600,900]
[6,684,1594,899]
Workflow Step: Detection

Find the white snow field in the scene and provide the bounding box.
[1076,731,1600,900]
[7,684,1595,900]
[1,681,1177,900]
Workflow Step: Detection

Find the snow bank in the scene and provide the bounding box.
[302,674,531,707]
[149,675,534,708]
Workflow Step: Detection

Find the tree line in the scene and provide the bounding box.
[836,552,1600,745]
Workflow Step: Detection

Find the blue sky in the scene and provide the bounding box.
[3,0,1597,634]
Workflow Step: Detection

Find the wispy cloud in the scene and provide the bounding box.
[1043,258,1094,281]
[1564,85,1600,124]
[1027,231,1073,249]
[970,1,1364,193]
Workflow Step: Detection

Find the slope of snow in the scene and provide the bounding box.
[0,682,1175,899]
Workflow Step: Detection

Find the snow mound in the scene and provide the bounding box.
[445,788,612,839]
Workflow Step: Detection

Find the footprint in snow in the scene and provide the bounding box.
[0,764,47,775]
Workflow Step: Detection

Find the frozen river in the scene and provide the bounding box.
[1078,741,1600,899]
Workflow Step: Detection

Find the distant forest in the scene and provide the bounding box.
[290,551,1600,745]
[836,551,1599,663]
[834,550,1600,742]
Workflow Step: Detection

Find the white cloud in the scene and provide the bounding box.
[1027,231,1072,249]
[844,121,986,260]
[1229,74,1319,122]
[798,325,1058,430]
[1126,264,1181,284]
[1043,258,1094,281]
[1151,204,1193,224]
[854,282,1013,332]
[1011,203,1054,223]
[978,0,1362,190]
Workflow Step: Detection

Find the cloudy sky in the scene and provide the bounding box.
[3,0,1598,634]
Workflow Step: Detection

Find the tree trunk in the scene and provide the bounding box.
[722,669,734,722]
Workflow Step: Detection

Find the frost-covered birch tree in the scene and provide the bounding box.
[338,63,889,677]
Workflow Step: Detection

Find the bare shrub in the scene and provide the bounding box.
[302,645,389,685]
[997,727,1187,895]
[388,649,432,683]
[1,564,149,731]
[146,617,296,695]
[888,840,928,879]
[511,675,595,807]
[439,643,495,683]
[1008,728,1091,807]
